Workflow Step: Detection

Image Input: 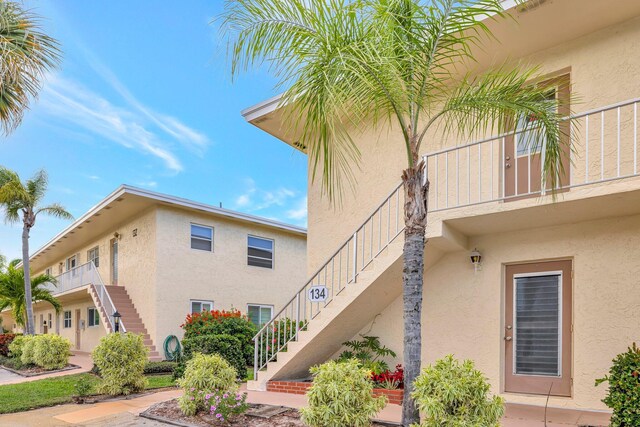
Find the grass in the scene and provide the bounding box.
[246,366,254,381]
[0,373,175,414]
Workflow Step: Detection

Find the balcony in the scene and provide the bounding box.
[423,97,640,237]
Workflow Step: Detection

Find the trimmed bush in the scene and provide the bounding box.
[596,343,640,426]
[92,333,148,395]
[20,335,36,366]
[176,334,245,380]
[177,353,238,416]
[300,359,387,427]
[144,361,177,375]
[33,335,71,370]
[0,334,17,357]
[181,309,257,366]
[411,355,504,427]
[7,335,27,360]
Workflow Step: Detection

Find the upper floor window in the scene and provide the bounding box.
[191,224,213,252]
[63,311,72,329]
[45,268,51,276]
[88,307,100,327]
[248,236,274,269]
[88,246,99,267]
[66,255,77,272]
[190,300,214,314]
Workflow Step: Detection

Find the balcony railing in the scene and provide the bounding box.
[424,97,640,211]
[252,97,640,381]
[45,261,123,332]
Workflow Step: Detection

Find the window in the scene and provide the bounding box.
[190,300,214,314]
[45,268,51,276]
[63,311,72,329]
[88,307,100,327]
[58,263,63,275]
[66,255,78,274]
[516,90,556,156]
[88,246,99,267]
[247,304,273,326]
[248,236,274,269]
[191,224,213,251]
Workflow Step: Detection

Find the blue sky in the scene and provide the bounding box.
[0,0,308,261]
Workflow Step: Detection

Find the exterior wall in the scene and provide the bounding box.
[1,292,106,353]
[306,15,640,274]
[346,213,640,410]
[152,206,307,347]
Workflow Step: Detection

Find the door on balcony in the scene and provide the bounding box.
[75,309,81,350]
[504,74,571,199]
[504,260,572,396]
[110,239,118,285]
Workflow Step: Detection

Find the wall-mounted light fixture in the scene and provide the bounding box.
[132,228,138,237]
[470,248,482,272]
[113,232,121,240]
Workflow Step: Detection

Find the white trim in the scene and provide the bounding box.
[27,185,305,264]
[190,223,214,252]
[512,270,563,378]
[87,307,100,328]
[248,235,275,269]
[247,303,274,325]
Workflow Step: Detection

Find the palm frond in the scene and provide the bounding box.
[26,169,48,204]
[0,1,61,135]
[36,203,73,220]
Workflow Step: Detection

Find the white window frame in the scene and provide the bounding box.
[63,311,72,329]
[247,304,274,326]
[512,270,563,378]
[247,235,274,269]
[88,246,100,268]
[190,300,214,314]
[87,307,100,327]
[190,224,214,252]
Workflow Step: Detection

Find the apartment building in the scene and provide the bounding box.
[242,0,640,416]
[0,185,307,359]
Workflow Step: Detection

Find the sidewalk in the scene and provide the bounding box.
[0,384,611,426]
[0,352,93,385]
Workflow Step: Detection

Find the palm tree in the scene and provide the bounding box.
[220,1,569,423]
[0,0,61,135]
[0,167,72,335]
[0,259,61,330]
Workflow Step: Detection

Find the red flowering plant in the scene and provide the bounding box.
[0,333,16,357]
[180,309,257,366]
[371,364,404,389]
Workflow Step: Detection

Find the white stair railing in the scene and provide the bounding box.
[253,97,640,381]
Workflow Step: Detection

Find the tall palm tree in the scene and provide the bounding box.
[0,259,61,330]
[0,167,72,335]
[220,1,569,423]
[0,0,61,135]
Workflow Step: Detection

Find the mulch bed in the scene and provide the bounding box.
[141,399,399,427]
[0,363,81,377]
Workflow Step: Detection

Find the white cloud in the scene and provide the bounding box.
[233,178,299,213]
[286,196,308,221]
[136,181,158,188]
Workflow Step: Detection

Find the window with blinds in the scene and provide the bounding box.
[514,274,561,377]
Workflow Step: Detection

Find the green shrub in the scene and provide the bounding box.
[74,376,94,397]
[8,335,28,361]
[19,335,36,366]
[176,334,245,380]
[337,335,396,375]
[300,359,387,427]
[596,343,640,426]
[181,309,257,366]
[177,353,238,416]
[411,355,504,427]
[144,361,177,375]
[33,335,71,370]
[92,333,148,395]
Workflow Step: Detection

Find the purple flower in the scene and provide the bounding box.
[205,394,211,400]
[223,393,228,399]
[216,413,222,418]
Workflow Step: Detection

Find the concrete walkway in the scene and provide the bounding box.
[0,352,93,385]
[0,384,611,426]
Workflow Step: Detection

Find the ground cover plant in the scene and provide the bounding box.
[596,343,640,426]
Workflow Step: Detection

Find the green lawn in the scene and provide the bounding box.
[0,373,175,414]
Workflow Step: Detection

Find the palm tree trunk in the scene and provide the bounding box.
[401,161,429,426]
[22,223,34,335]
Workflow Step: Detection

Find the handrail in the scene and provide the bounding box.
[252,97,640,381]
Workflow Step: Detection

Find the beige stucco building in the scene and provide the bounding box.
[242,0,640,416]
[0,186,307,359]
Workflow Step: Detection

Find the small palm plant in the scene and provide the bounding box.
[0,167,73,335]
[220,1,570,423]
[0,1,61,135]
[0,259,62,329]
